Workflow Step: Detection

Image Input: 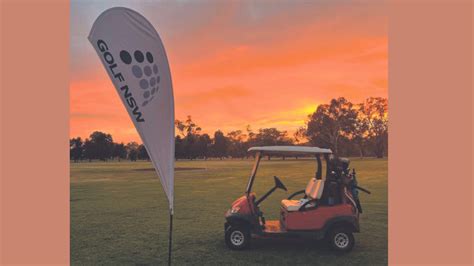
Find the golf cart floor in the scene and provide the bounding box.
[264,220,284,233]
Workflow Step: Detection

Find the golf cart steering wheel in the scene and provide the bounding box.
[273,176,288,191]
[255,176,288,206]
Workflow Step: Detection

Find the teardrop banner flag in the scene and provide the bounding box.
[88,7,175,264]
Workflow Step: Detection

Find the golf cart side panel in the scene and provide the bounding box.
[317,215,360,235]
[229,193,257,216]
[281,204,355,231]
[225,193,262,233]
[225,212,258,230]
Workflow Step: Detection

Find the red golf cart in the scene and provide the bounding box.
[224,146,370,252]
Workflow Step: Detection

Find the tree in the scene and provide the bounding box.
[175,115,201,136]
[293,127,307,144]
[254,128,293,146]
[244,125,256,158]
[352,107,369,158]
[138,144,150,160]
[360,97,388,158]
[246,125,255,141]
[83,138,93,162]
[82,131,114,161]
[126,142,139,161]
[196,133,212,159]
[70,137,84,162]
[212,130,228,159]
[226,130,247,159]
[74,97,388,161]
[175,116,204,159]
[253,128,293,159]
[175,135,185,160]
[182,133,197,159]
[175,119,186,137]
[305,97,357,156]
[113,142,127,161]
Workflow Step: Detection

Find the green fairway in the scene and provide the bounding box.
[71,158,387,265]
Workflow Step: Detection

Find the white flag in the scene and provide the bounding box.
[89,7,175,212]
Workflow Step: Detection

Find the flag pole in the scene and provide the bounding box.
[168,208,173,266]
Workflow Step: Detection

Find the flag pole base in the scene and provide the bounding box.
[168,210,173,266]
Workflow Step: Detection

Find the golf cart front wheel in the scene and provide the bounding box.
[327,227,355,253]
[225,225,250,250]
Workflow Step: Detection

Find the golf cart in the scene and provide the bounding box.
[224,146,370,252]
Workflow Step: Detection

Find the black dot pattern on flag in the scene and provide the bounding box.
[144,66,152,76]
[119,50,161,107]
[146,52,154,63]
[151,86,158,95]
[144,90,150,99]
[140,79,149,89]
[120,51,132,64]
[142,95,154,107]
[132,65,143,78]
[134,50,144,63]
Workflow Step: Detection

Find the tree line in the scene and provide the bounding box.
[70,97,387,162]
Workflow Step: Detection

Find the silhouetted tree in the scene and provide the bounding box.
[76,98,388,162]
[70,137,84,162]
[175,135,185,160]
[293,127,307,144]
[175,116,204,159]
[212,130,228,159]
[182,133,198,159]
[126,142,139,161]
[305,97,357,156]
[352,107,369,158]
[138,144,150,160]
[83,138,93,162]
[227,130,247,158]
[82,131,114,161]
[175,119,186,137]
[360,97,388,158]
[253,128,293,159]
[196,133,212,159]
[175,115,201,136]
[113,142,127,161]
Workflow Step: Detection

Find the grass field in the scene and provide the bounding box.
[71,158,387,265]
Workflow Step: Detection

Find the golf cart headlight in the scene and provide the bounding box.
[231,206,240,213]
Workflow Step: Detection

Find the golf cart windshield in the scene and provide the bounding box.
[245,146,332,194]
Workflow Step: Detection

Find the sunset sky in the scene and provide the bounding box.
[70,0,387,143]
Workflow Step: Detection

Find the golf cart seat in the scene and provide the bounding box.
[281,178,324,211]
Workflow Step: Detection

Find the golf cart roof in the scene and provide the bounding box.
[248,146,332,154]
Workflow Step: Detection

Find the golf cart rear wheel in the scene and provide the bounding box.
[225,225,250,250]
[327,227,355,253]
